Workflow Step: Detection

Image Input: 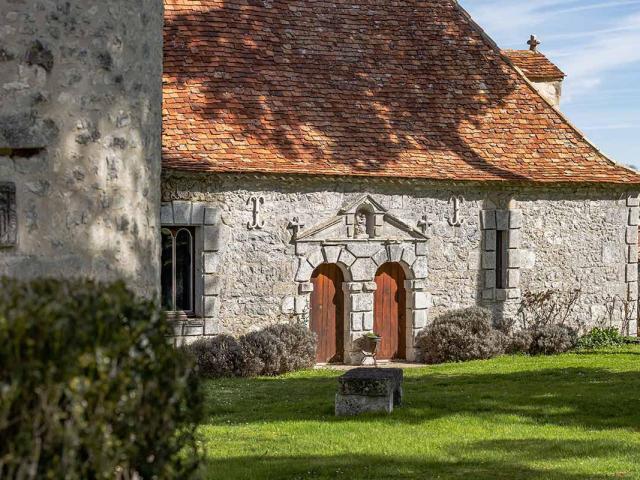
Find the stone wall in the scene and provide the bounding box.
[531,80,563,107]
[0,0,163,297]
[162,173,638,351]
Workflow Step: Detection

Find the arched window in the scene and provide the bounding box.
[161,227,195,316]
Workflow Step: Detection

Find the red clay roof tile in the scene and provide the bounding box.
[163,0,640,184]
[502,49,566,82]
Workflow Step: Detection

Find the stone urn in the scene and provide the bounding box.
[361,333,382,366]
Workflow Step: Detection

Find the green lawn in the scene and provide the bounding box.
[199,347,640,479]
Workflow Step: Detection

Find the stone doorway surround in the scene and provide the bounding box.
[291,195,431,363]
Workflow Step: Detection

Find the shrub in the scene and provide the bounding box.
[506,329,534,355]
[239,323,316,376]
[577,327,625,350]
[260,323,317,373]
[186,323,317,378]
[184,334,246,378]
[416,307,506,364]
[529,324,578,355]
[240,328,287,376]
[0,278,202,479]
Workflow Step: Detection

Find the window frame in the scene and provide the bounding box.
[161,226,196,319]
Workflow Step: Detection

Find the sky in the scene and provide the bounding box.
[459,0,640,170]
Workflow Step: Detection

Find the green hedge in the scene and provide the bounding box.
[0,278,202,479]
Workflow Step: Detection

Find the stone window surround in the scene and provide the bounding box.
[161,200,225,338]
[294,241,430,363]
[481,209,523,302]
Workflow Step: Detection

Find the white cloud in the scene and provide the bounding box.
[561,12,640,100]
[582,123,640,130]
[553,0,640,14]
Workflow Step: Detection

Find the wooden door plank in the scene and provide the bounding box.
[310,264,344,363]
[374,263,406,360]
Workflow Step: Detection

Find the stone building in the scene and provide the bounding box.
[1,0,639,364]
[162,0,640,363]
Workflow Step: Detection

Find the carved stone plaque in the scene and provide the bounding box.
[0,182,17,247]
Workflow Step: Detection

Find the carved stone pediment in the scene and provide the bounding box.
[295,195,427,243]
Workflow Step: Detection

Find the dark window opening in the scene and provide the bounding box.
[0,147,44,158]
[161,227,195,316]
[496,230,507,289]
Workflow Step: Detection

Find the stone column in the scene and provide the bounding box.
[343,281,375,364]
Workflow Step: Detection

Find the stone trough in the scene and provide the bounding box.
[335,367,403,416]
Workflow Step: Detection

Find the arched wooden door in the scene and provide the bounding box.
[374,263,407,360]
[310,264,344,363]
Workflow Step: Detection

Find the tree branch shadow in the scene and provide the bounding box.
[164,0,533,181]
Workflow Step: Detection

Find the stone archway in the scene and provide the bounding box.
[290,195,432,363]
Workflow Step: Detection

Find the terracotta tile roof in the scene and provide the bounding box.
[163,0,640,184]
[502,49,566,82]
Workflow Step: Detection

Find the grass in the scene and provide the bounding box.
[199,346,640,479]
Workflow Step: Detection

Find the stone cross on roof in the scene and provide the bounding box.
[528,34,541,52]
